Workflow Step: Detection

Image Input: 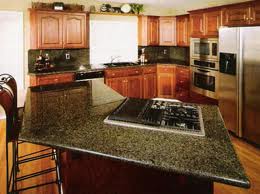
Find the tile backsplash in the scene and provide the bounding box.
[28,49,89,73]
[138,46,189,63]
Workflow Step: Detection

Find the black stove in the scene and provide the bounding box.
[105,98,205,136]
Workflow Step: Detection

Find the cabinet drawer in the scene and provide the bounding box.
[127,68,143,76]
[105,70,126,78]
[157,65,175,73]
[32,73,74,86]
[143,66,156,74]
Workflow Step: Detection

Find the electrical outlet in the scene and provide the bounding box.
[163,49,167,55]
[65,53,70,60]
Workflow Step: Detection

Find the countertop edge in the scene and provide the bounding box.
[18,136,250,189]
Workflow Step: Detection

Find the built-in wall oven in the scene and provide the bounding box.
[190,38,219,99]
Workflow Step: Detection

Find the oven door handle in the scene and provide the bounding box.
[197,69,210,73]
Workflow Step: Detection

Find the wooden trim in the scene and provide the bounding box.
[28,8,89,14]
[188,0,252,13]
[90,12,138,17]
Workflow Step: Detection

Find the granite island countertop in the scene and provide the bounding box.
[20,80,250,188]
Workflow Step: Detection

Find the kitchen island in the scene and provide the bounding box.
[20,79,250,194]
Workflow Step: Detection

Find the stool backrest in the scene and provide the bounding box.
[0,74,17,116]
[0,85,16,142]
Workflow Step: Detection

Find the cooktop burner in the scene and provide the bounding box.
[104,98,205,136]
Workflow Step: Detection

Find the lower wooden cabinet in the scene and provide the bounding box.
[127,75,143,98]
[105,75,143,98]
[157,65,176,98]
[143,73,157,99]
[30,73,74,86]
[105,65,191,100]
[106,77,127,97]
[175,66,190,102]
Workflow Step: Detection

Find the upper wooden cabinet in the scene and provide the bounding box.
[176,15,190,47]
[138,16,159,46]
[204,10,221,37]
[35,12,63,49]
[159,17,176,46]
[148,16,160,45]
[190,13,204,38]
[63,14,87,48]
[222,1,260,26]
[190,9,221,38]
[30,10,88,49]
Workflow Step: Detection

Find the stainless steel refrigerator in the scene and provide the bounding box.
[219,27,260,145]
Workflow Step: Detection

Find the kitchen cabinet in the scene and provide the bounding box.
[106,77,127,97]
[204,10,221,37]
[157,65,176,99]
[30,9,88,49]
[222,1,260,26]
[190,9,221,38]
[190,13,204,38]
[176,15,190,47]
[138,16,159,46]
[30,73,74,86]
[105,68,143,98]
[159,17,176,46]
[63,13,87,48]
[143,66,157,99]
[127,75,143,98]
[33,12,63,49]
[175,66,190,101]
[105,65,195,100]
[148,16,160,45]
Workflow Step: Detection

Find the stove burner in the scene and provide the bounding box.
[140,100,203,132]
[105,98,205,136]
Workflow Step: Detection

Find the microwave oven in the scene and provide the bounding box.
[190,38,219,61]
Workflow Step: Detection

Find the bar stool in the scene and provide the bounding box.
[0,74,62,194]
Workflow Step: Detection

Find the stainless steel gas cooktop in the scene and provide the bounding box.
[104,98,205,136]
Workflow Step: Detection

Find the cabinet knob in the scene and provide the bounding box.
[54,78,58,82]
[250,17,253,20]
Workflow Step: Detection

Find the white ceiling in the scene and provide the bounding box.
[98,0,249,12]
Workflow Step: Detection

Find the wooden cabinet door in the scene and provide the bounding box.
[63,13,87,48]
[106,78,127,97]
[143,73,157,99]
[176,15,190,46]
[157,66,175,99]
[159,17,176,46]
[148,17,159,45]
[250,1,260,25]
[126,75,143,98]
[204,10,221,37]
[37,12,63,49]
[138,16,148,46]
[222,4,250,26]
[190,13,204,38]
[157,74,175,99]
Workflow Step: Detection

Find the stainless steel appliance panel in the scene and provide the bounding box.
[218,27,240,135]
[190,38,219,61]
[241,27,260,144]
[191,67,219,99]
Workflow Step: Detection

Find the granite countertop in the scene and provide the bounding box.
[20,80,250,188]
[28,59,189,75]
